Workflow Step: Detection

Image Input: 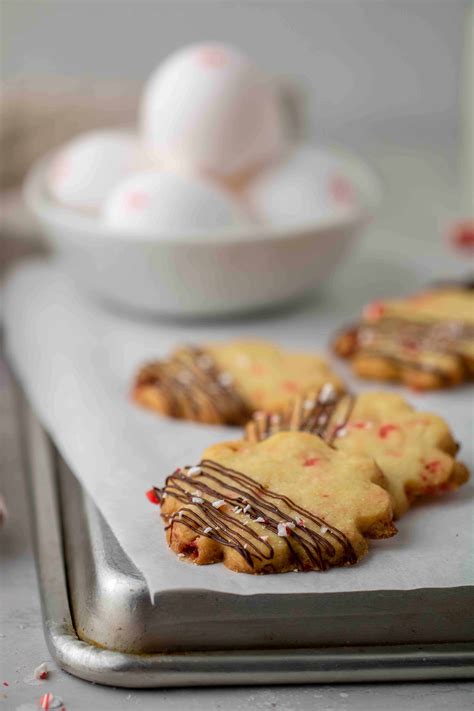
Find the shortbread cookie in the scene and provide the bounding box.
[333,286,474,390]
[245,385,469,517]
[133,340,344,425]
[157,432,396,574]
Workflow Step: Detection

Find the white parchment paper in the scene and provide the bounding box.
[4,259,473,598]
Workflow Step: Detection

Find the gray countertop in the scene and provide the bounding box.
[1,145,473,710]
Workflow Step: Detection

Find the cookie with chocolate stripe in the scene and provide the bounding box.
[245,385,469,517]
[133,339,344,425]
[157,431,396,574]
[333,285,474,390]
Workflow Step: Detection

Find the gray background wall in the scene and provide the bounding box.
[1,0,468,149]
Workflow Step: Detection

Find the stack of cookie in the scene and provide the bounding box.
[136,282,472,575]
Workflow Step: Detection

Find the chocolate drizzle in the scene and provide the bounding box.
[135,346,251,424]
[159,459,357,572]
[245,384,355,446]
[336,316,474,379]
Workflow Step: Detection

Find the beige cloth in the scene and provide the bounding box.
[0,76,139,190]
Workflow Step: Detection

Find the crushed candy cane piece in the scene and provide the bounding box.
[277,522,295,537]
[254,516,266,523]
[233,506,242,514]
[218,372,234,387]
[363,300,385,321]
[188,466,201,476]
[39,693,63,710]
[212,499,226,509]
[203,526,213,534]
[243,504,251,513]
[177,370,193,385]
[296,517,305,526]
[145,488,160,505]
[197,354,213,369]
[304,399,315,409]
[34,663,48,680]
[191,496,204,504]
[319,382,335,403]
[320,525,329,535]
[378,424,399,439]
[260,535,269,542]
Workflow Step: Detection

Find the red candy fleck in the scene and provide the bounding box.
[303,457,320,467]
[363,301,385,321]
[447,220,474,254]
[329,175,354,204]
[197,45,229,68]
[425,460,441,474]
[282,380,298,393]
[126,190,148,210]
[146,488,160,505]
[40,694,53,710]
[378,424,399,439]
[352,420,369,429]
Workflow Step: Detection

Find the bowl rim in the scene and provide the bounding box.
[24,144,382,247]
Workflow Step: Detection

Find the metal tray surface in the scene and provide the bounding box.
[22,401,474,687]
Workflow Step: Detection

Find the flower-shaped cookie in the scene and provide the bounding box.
[133,339,344,425]
[333,286,474,390]
[245,387,469,517]
[157,432,396,574]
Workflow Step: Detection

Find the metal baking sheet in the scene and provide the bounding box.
[21,398,474,687]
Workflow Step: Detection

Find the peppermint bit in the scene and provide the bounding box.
[260,535,269,542]
[320,525,329,535]
[197,354,213,370]
[191,496,204,504]
[177,510,184,519]
[188,466,202,476]
[145,488,160,505]
[177,370,193,385]
[336,427,348,438]
[277,522,293,537]
[192,489,202,496]
[233,506,242,514]
[319,382,336,403]
[218,372,234,387]
[203,526,213,534]
[296,518,305,527]
[304,399,315,410]
[212,499,226,509]
[243,504,251,513]
[39,693,63,710]
[34,663,48,680]
[254,516,266,523]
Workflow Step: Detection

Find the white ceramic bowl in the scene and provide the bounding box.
[24,148,381,317]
